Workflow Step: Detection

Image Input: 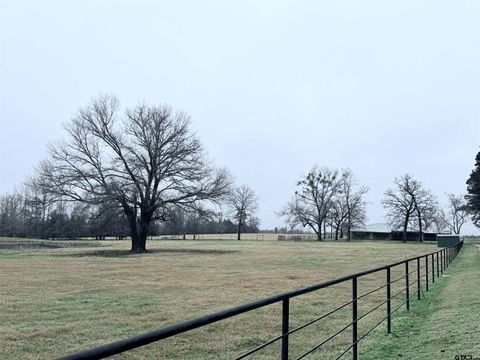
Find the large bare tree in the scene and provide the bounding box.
[36,95,231,252]
[383,174,437,242]
[328,195,348,240]
[227,185,258,240]
[445,193,468,234]
[430,208,449,234]
[340,169,368,240]
[383,175,417,242]
[410,184,437,241]
[327,169,368,240]
[280,166,342,240]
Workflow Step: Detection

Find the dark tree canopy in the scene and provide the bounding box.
[466,150,480,227]
[36,95,231,252]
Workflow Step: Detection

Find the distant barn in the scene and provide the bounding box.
[351,223,437,242]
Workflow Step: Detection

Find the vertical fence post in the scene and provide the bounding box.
[425,256,429,291]
[417,257,421,300]
[436,252,440,278]
[442,249,445,270]
[431,254,435,284]
[444,249,447,269]
[405,261,410,310]
[437,252,440,278]
[387,266,391,334]
[352,277,358,360]
[441,249,443,274]
[282,299,289,360]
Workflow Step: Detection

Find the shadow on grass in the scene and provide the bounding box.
[0,241,106,250]
[55,248,240,258]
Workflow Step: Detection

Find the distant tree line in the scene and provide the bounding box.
[0,187,129,239]
[0,187,259,240]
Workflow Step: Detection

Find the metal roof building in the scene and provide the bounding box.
[351,223,437,241]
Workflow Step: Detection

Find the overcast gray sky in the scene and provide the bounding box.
[1,0,479,233]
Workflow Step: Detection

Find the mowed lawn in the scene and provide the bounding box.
[0,238,439,359]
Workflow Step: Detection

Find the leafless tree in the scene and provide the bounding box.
[325,169,368,240]
[280,166,342,240]
[0,191,23,237]
[227,185,258,240]
[328,195,348,240]
[35,95,231,252]
[445,193,468,234]
[411,185,438,240]
[340,169,368,240]
[430,208,449,234]
[383,174,437,242]
[383,175,417,242]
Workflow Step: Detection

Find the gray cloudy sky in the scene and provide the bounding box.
[1,1,479,233]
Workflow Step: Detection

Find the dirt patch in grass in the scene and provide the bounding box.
[55,248,240,257]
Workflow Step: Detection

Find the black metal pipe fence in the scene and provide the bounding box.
[59,241,464,360]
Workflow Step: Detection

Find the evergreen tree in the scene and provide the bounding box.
[466,150,480,226]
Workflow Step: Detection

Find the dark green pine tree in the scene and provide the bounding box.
[466,150,480,226]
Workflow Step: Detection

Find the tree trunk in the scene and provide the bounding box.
[403,219,408,243]
[335,225,339,240]
[316,221,322,241]
[347,214,352,241]
[131,231,147,253]
[417,212,423,242]
[128,208,152,253]
[237,219,242,240]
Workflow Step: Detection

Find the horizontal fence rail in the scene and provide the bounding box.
[59,241,464,360]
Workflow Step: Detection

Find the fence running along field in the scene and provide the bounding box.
[59,241,464,360]
[153,233,323,241]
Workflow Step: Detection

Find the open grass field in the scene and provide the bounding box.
[0,238,443,359]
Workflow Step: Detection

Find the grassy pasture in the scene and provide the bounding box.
[361,244,480,359]
[0,238,439,359]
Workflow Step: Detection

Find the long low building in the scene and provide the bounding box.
[351,223,437,241]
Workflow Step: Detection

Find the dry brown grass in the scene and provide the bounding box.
[0,238,438,359]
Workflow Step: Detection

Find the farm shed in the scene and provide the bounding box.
[352,223,438,242]
[351,223,393,240]
[437,234,460,247]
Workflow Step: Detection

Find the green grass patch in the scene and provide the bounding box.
[361,244,480,359]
